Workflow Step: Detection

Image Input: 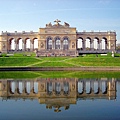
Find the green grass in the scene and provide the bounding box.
[40,57,69,61]
[33,56,120,67]
[33,61,75,67]
[13,52,36,57]
[0,57,40,66]
[1,52,36,57]
[115,53,120,57]
[33,71,120,78]
[0,71,40,78]
[65,57,120,66]
[0,53,120,67]
[0,71,120,79]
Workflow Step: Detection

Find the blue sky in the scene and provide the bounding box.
[0,0,120,43]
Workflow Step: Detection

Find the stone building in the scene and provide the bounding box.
[0,19,117,56]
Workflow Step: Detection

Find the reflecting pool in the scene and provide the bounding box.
[0,78,120,120]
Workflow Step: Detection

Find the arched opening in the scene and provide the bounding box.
[63,82,69,95]
[94,81,99,94]
[102,81,107,94]
[102,37,107,50]
[9,38,15,51]
[47,37,52,50]
[25,38,30,51]
[55,82,61,95]
[18,82,23,94]
[63,37,69,50]
[94,38,99,50]
[34,82,38,94]
[47,82,53,95]
[33,38,38,50]
[78,81,83,94]
[10,81,15,94]
[86,37,91,50]
[26,82,30,94]
[17,38,22,51]
[77,37,83,50]
[55,37,61,49]
[102,39,105,50]
[86,81,91,94]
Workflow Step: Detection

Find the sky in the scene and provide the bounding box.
[0,0,120,43]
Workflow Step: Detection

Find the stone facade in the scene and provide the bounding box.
[0,19,117,56]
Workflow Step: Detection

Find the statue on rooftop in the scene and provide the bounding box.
[64,22,70,27]
[54,19,61,26]
[46,22,52,27]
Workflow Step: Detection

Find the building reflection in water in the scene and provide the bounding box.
[0,78,116,112]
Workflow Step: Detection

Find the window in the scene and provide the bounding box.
[47,37,52,49]
[63,37,69,50]
[55,37,61,49]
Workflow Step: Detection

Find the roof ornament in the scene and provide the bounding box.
[46,22,52,27]
[64,22,70,27]
[54,19,61,26]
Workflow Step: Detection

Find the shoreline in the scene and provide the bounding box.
[0,67,120,71]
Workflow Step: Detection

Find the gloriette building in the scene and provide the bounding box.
[0,19,117,56]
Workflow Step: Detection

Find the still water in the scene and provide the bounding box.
[0,78,120,120]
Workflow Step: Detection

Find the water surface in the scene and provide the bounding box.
[0,78,120,120]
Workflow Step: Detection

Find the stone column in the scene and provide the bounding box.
[7,41,9,51]
[99,81,102,93]
[30,40,34,51]
[90,81,94,93]
[15,40,18,51]
[24,81,27,94]
[54,40,56,50]
[61,40,63,50]
[44,41,46,50]
[108,40,110,50]
[22,81,25,93]
[100,40,102,50]
[98,81,101,93]
[38,40,41,51]
[83,81,86,93]
[82,40,86,50]
[22,40,25,51]
[69,40,71,50]
[46,40,48,50]
[98,40,102,50]
[16,44,19,51]
[52,40,55,49]
[15,82,19,94]
[98,43,100,50]
[30,81,34,93]
[105,41,107,50]
[90,40,94,50]
[14,41,16,51]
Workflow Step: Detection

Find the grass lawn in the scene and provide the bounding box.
[0,71,120,79]
[0,53,120,67]
[0,57,40,66]
[0,53,120,79]
[33,71,120,78]
[0,71,40,78]
[65,57,120,66]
